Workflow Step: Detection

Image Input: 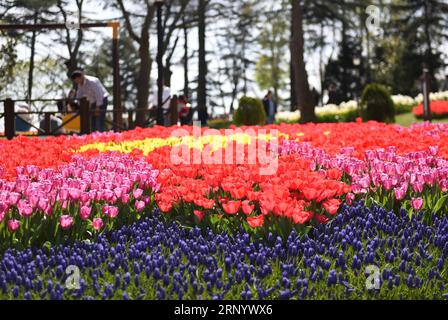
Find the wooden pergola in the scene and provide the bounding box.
[0,22,123,128]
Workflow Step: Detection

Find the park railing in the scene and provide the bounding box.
[0,97,178,140]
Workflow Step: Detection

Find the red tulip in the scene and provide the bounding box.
[322,198,341,216]
[242,200,255,215]
[194,210,205,222]
[292,210,312,224]
[247,215,264,228]
[222,201,241,215]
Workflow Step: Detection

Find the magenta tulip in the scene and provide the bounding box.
[92,218,104,231]
[411,197,423,210]
[7,219,20,233]
[60,215,74,230]
[80,206,92,220]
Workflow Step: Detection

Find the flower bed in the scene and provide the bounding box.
[0,122,447,300]
[2,122,448,242]
[413,101,448,119]
[276,94,419,124]
[1,205,446,300]
[0,153,159,251]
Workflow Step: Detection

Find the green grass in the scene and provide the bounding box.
[395,112,448,127]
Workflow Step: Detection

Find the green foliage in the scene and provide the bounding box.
[0,34,17,93]
[415,113,448,120]
[233,96,266,126]
[316,109,359,123]
[207,119,232,129]
[394,103,416,115]
[86,29,139,109]
[254,1,289,103]
[361,84,395,123]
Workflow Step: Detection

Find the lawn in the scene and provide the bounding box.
[395,112,448,127]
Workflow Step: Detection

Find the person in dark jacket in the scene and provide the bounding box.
[262,90,277,124]
[327,83,343,105]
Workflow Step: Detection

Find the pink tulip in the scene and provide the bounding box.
[68,188,81,200]
[395,163,405,175]
[121,194,130,204]
[345,193,355,205]
[80,192,90,203]
[92,218,103,231]
[0,201,7,216]
[29,195,39,208]
[428,146,438,156]
[37,198,49,212]
[411,197,423,210]
[102,205,119,219]
[393,187,406,200]
[382,178,393,190]
[133,188,143,199]
[359,176,370,189]
[423,172,434,185]
[60,215,74,230]
[80,206,92,220]
[103,190,114,201]
[17,199,33,217]
[7,219,20,233]
[59,188,69,201]
[114,187,123,198]
[89,190,97,201]
[412,182,424,193]
[135,200,145,212]
[143,196,151,205]
[8,192,20,205]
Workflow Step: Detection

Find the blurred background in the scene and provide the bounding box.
[1,0,447,131]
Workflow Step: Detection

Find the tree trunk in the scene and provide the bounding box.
[290,18,297,111]
[183,17,189,99]
[242,40,248,96]
[290,59,297,111]
[340,4,349,101]
[423,1,438,92]
[164,65,172,88]
[291,0,315,123]
[135,34,151,127]
[27,12,38,101]
[197,0,208,125]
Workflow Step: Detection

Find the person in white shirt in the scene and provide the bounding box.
[71,70,109,132]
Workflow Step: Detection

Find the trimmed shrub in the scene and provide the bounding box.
[233,96,266,126]
[361,84,395,123]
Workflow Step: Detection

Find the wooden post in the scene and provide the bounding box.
[80,98,91,134]
[4,99,15,140]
